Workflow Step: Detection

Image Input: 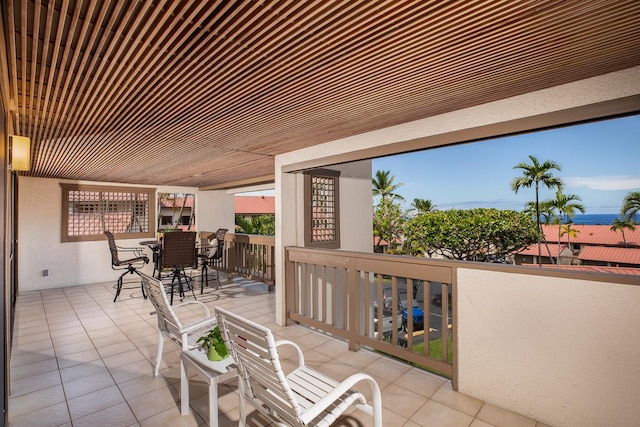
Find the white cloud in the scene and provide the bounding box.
[564,175,640,191]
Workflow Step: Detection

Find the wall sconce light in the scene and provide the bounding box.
[9,135,31,171]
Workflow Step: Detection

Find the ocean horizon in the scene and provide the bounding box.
[569,213,632,225]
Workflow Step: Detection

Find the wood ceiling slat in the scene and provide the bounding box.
[159,0,552,149]
[97,0,430,158]
[19,0,28,129]
[34,2,81,174]
[181,0,635,149]
[6,0,640,186]
[26,0,41,132]
[41,0,96,174]
[5,0,20,132]
[33,0,62,145]
[36,0,69,145]
[46,1,135,167]
[61,0,230,177]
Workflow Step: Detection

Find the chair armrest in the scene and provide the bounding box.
[302,372,382,426]
[179,317,218,350]
[116,245,147,258]
[180,316,217,334]
[274,339,305,368]
[173,301,211,318]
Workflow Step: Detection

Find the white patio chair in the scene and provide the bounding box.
[215,307,383,427]
[140,272,217,377]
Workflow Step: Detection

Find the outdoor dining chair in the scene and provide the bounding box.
[160,231,198,304]
[104,230,149,302]
[198,228,228,292]
[140,272,219,378]
[215,307,383,427]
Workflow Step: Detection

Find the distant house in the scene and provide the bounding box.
[514,224,640,271]
[158,194,195,231]
[235,195,275,221]
[514,243,571,265]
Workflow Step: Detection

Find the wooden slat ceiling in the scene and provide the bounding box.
[3,0,640,188]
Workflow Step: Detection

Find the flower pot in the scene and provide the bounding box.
[206,343,228,361]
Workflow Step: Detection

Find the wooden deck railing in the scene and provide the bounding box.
[219,233,275,287]
[285,247,455,377]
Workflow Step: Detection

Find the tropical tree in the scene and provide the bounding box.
[410,198,436,216]
[235,214,275,235]
[372,170,404,201]
[373,198,405,253]
[546,191,585,265]
[620,191,640,222]
[511,155,563,265]
[560,223,580,258]
[524,200,556,224]
[404,208,538,261]
[610,218,636,247]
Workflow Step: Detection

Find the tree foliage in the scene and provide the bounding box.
[610,218,636,247]
[373,198,405,252]
[545,191,585,264]
[404,208,538,261]
[372,170,404,201]
[621,191,640,222]
[511,155,563,265]
[410,198,436,216]
[235,214,275,236]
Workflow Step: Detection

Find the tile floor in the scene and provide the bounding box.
[9,277,550,427]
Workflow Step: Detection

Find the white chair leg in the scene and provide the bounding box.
[154,330,164,377]
[180,360,190,416]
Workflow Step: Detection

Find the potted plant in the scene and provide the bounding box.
[196,326,229,361]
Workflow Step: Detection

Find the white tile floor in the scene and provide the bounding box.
[9,277,551,427]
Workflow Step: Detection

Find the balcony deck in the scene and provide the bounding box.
[9,277,548,427]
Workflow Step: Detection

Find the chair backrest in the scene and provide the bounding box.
[104,230,121,265]
[215,307,302,424]
[206,228,228,261]
[140,272,184,336]
[161,231,197,269]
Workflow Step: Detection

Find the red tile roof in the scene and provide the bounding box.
[578,246,640,265]
[523,264,640,276]
[516,243,567,257]
[159,196,194,208]
[235,196,275,215]
[542,224,640,247]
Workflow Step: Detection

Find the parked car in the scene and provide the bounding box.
[401,300,424,331]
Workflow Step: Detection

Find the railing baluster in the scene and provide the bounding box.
[285,247,454,378]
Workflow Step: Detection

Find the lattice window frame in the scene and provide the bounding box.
[61,184,155,242]
[304,169,340,248]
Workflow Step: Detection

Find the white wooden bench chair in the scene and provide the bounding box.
[215,307,383,427]
[140,272,218,377]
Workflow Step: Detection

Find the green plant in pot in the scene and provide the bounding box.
[196,326,229,361]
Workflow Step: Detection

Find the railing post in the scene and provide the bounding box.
[285,249,295,325]
[347,268,360,351]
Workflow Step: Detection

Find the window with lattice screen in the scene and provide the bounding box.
[61,184,155,242]
[304,169,340,248]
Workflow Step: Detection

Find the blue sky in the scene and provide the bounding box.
[372,114,640,214]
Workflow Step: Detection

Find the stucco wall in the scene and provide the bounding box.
[17,177,216,292]
[457,268,640,427]
[198,189,236,234]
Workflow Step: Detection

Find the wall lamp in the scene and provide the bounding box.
[9,135,31,171]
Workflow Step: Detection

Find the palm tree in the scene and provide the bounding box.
[610,218,636,247]
[511,155,563,265]
[547,191,585,265]
[410,198,436,215]
[524,200,556,224]
[372,170,404,201]
[621,191,640,222]
[560,223,580,263]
